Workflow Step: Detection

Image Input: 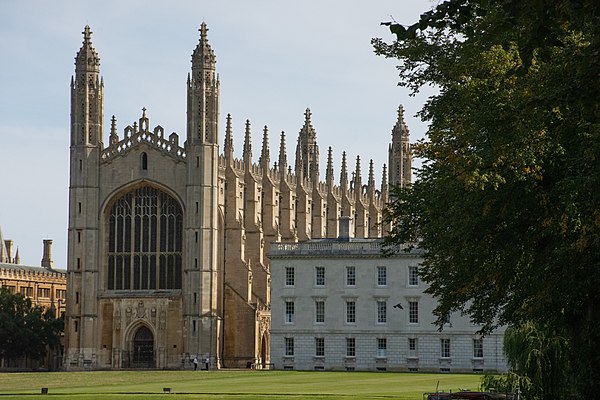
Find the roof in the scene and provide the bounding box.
[0,262,66,276]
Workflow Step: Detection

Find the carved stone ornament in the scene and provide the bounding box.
[136,301,146,318]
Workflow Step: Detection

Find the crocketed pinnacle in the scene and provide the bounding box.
[75,25,100,73]
[392,104,409,140]
[368,159,375,188]
[224,113,234,158]
[278,131,287,175]
[354,156,362,189]
[191,22,216,69]
[243,119,252,164]
[340,151,348,187]
[260,125,270,169]
[326,147,334,185]
[294,136,303,178]
[381,164,388,194]
[109,115,118,145]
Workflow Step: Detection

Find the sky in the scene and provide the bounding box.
[0,0,436,268]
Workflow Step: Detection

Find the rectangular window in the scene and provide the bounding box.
[315,300,325,323]
[346,266,356,286]
[285,301,295,324]
[315,337,325,357]
[285,337,294,356]
[377,300,387,324]
[408,266,419,286]
[441,338,451,358]
[20,287,33,297]
[377,266,387,286]
[473,338,483,358]
[346,338,356,357]
[285,266,295,286]
[315,266,325,286]
[409,338,418,354]
[377,338,387,358]
[409,301,419,324]
[37,288,51,298]
[346,300,356,323]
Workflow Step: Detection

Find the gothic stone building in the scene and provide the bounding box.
[64,23,411,370]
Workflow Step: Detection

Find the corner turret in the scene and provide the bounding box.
[71,25,103,147]
[187,22,219,144]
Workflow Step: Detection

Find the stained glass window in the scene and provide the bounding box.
[107,186,182,290]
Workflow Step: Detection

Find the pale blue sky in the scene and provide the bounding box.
[0,0,435,268]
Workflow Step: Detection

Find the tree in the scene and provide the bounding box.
[373,1,600,397]
[0,287,63,365]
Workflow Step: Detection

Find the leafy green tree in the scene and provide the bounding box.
[0,287,63,364]
[503,322,572,399]
[374,1,599,397]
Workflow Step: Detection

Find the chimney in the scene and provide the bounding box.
[41,239,54,269]
[338,216,353,242]
[4,240,13,263]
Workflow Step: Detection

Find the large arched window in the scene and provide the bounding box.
[107,186,183,290]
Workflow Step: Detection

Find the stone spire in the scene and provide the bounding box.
[259,125,270,170]
[188,22,219,144]
[297,108,319,182]
[243,119,252,165]
[367,159,375,197]
[74,25,100,74]
[354,156,362,192]
[278,131,287,177]
[224,113,234,162]
[326,146,334,186]
[191,22,216,70]
[295,135,303,180]
[71,25,103,147]
[381,164,389,200]
[340,151,348,191]
[109,115,118,145]
[389,104,412,187]
[14,247,20,265]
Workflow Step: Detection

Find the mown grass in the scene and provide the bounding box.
[0,370,483,400]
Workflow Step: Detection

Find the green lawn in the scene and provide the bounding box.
[0,370,483,400]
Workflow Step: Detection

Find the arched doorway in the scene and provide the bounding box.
[132,326,154,368]
[260,334,268,369]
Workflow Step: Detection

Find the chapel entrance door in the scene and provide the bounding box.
[132,326,154,368]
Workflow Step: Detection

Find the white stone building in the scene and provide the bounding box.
[269,233,508,372]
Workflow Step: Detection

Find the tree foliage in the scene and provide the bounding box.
[502,322,572,399]
[0,287,63,363]
[374,0,600,397]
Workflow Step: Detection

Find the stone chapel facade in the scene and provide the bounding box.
[64,23,411,370]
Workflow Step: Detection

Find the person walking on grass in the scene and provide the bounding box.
[193,356,198,371]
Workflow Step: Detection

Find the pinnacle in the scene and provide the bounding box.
[75,25,100,72]
[192,21,216,68]
[200,21,208,39]
[83,25,92,43]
